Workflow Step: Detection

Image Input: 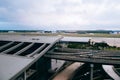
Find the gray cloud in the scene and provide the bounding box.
[0,0,120,30]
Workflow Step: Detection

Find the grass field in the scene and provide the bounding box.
[0,32,120,38]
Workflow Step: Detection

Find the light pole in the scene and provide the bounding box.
[90,64,94,80]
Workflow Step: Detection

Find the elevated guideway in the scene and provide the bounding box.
[102,65,120,80]
[45,50,120,65]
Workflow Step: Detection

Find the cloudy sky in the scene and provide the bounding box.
[0,0,120,30]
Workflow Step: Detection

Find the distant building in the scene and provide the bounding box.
[8,31,15,33]
[36,30,45,33]
[44,31,52,33]
[110,31,120,34]
[56,30,66,33]
[51,31,57,33]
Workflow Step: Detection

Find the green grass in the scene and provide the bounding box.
[0,32,120,38]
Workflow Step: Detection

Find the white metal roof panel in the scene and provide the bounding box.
[0,55,33,80]
[0,35,62,43]
[0,34,62,80]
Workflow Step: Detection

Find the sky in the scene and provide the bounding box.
[0,0,120,30]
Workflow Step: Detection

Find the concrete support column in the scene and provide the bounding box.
[24,71,26,80]
[90,64,94,80]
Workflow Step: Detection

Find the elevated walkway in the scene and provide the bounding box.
[52,62,84,80]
